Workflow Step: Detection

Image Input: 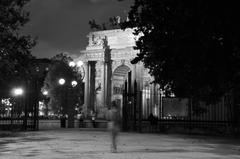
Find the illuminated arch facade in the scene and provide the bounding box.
[77,28,158,118]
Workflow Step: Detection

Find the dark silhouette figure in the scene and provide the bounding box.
[90,110,96,128]
[148,113,158,132]
[60,114,67,128]
[77,111,84,128]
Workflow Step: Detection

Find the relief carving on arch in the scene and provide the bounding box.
[95,62,102,78]
[94,61,104,111]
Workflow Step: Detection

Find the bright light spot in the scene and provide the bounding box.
[71,80,78,87]
[69,61,76,67]
[39,101,45,116]
[58,78,65,85]
[77,61,83,67]
[1,98,12,106]
[170,93,175,97]
[39,111,44,116]
[43,90,48,95]
[13,88,24,96]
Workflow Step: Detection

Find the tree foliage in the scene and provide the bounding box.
[42,53,83,114]
[0,0,36,96]
[122,0,240,103]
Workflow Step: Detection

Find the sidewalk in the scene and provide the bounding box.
[0,129,240,159]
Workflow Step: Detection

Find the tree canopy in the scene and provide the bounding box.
[122,0,240,103]
[0,0,36,97]
[42,53,83,115]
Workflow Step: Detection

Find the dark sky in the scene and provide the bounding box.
[22,0,134,58]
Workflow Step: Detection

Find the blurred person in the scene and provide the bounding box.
[90,110,96,128]
[107,101,120,153]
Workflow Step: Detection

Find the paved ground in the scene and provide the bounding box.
[0,129,240,159]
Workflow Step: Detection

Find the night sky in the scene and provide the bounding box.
[22,0,134,58]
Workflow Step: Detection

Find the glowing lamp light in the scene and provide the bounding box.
[71,80,78,87]
[13,88,24,96]
[43,90,48,95]
[69,61,76,67]
[58,78,65,85]
[77,61,83,67]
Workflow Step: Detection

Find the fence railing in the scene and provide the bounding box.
[0,81,39,131]
[122,82,239,135]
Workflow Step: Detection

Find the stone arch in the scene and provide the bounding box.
[112,64,131,112]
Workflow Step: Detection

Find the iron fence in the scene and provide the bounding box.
[122,81,240,135]
[0,81,39,131]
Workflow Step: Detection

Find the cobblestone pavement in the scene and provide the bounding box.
[0,129,240,159]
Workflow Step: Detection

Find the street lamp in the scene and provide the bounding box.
[12,88,24,96]
[77,61,83,67]
[58,78,66,85]
[69,61,76,67]
[68,60,85,119]
[69,60,85,80]
[58,77,78,128]
[41,90,49,117]
[42,90,48,96]
[11,87,24,130]
[71,80,78,87]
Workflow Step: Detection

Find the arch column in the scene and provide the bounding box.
[101,60,106,107]
[103,40,112,108]
[104,60,112,108]
[83,61,89,114]
[89,61,96,112]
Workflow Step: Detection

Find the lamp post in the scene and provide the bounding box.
[42,90,48,116]
[42,90,48,96]
[69,60,86,127]
[58,77,78,128]
[58,78,66,85]
[11,87,24,130]
[58,78,66,127]
[12,88,24,96]
[69,60,85,80]
[69,60,86,117]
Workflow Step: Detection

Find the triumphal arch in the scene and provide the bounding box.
[76,29,155,118]
[73,29,229,132]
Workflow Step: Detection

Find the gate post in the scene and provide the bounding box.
[122,80,128,131]
[33,79,39,130]
[133,80,137,131]
[138,90,142,132]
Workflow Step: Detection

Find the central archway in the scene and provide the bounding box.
[112,64,131,112]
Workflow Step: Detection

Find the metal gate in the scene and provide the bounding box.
[122,71,139,131]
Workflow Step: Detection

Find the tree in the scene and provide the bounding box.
[0,0,36,97]
[122,0,240,104]
[42,53,83,115]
